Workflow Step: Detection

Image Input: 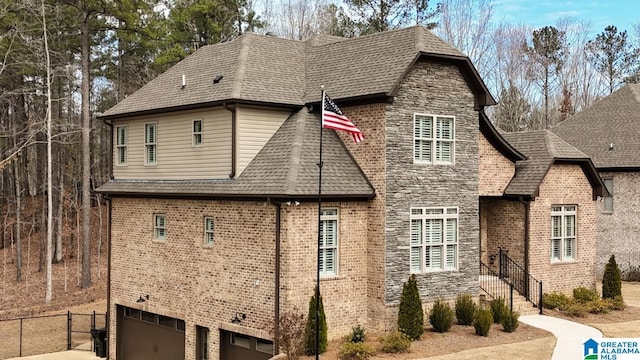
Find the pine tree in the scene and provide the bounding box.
[397,274,424,340]
[304,286,328,355]
[602,255,622,299]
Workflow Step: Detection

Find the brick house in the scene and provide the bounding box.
[551,84,640,276]
[96,26,604,360]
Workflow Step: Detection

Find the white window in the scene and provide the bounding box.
[414,114,455,164]
[193,119,203,146]
[410,207,458,272]
[145,122,157,165]
[154,214,167,241]
[320,208,338,277]
[551,205,576,262]
[204,217,214,245]
[603,179,613,212]
[116,125,127,165]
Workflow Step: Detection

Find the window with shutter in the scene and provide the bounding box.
[413,114,455,164]
[154,214,167,241]
[193,119,203,146]
[116,125,127,165]
[145,123,157,165]
[320,208,338,277]
[410,206,458,272]
[204,217,214,245]
[550,205,577,262]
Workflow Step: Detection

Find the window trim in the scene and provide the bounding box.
[602,179,613,213]
[320,208,339,277]
[154,214,167,241]
[550,205,577,262]
[116,125,127,166]
[413,113,456,165]
[410,206,459,273]
[145,122,158,165]
[204,217,214,246]
[193,119,203,147]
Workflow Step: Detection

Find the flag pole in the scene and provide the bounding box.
[316,86,325,360]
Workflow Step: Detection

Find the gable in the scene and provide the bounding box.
[479,131,515,196]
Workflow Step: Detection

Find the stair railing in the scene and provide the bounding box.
[499,249,543,314]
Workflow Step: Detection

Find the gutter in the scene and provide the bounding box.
[224,103,237,179]
[268,198,282,353]
[518,197,530,286]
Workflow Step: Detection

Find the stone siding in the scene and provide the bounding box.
[478,132,515,196]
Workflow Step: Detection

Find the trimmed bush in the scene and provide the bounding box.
[455,294,477,326]
[473,309,493,337]
[304,286,328,355]
[339,342,376,360]
[397,274,424,340]
[501,310,520,332]
[379,331,411,353]
[349,325,366,343]
[429,299,454,333]
[543,292,571,310]
[573,287,599,304]
[603,255,622,299]
[606,295,626,310]
[490,297,509,323]
[560,300,587,317]
[586,299,611,314]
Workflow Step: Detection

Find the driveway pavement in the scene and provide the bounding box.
[5,343,101,360]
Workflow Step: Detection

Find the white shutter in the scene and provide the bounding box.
[446,218,456,243]
[324,248,335,274]
[551,239,561,260]
[564,238,575,259]
[411,220,422,245]
[410,247,421,272]
[446,245,456,268]
[430,246,442,269]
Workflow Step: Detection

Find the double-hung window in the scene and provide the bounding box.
[154,214,167,241]
[204,217,214,245]
[603,179,613,212]
[320,209,338,277]
[551,205,576,262]
[116,125,127,165]
[193,120,203,146]
[410,207,458,272]
[414,114,455,164]
[145,122,157,165]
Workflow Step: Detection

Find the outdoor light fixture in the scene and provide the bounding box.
[231,313,246,324]
[136,294,149,303]
[213,75,223,84]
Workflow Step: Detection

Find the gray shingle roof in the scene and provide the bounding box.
[502,131,596,197]
[102,26,489,119]
[96,108,375,199]
[551,84,640,169]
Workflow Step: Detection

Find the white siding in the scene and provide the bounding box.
[113,107,232,180]
[236,106,291,175]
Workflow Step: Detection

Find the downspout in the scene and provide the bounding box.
[224,103,237,179]
[269,198,281,353]
[105,195,112,355]
[518,197,530,277]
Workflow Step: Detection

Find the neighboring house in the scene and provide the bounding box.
[96,26,603,360]
[552,84,640,276]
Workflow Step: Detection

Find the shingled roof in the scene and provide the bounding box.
[551,84,640,170]
[502,131,605,199]
[96,108,375,200]
[101,26,493,119]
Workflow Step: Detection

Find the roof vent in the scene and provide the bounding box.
[213,75,223,84]
[181,74,186,89]
[265,31,278,37]
[609,143,614,150]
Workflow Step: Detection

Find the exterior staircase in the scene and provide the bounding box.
[479,275,540,315]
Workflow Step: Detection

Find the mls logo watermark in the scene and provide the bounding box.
[584,338,640,359]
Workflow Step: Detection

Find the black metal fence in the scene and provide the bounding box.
[0,311,106,358]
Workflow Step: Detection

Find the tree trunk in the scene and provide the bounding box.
[43,0,53,303]
[54,151,64,263]
[13,152,22,282]
[80,9,92,289]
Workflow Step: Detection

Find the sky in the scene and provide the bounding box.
[491,0,640,34]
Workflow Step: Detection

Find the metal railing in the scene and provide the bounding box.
[499,249,543,314]
[480,260,514,311]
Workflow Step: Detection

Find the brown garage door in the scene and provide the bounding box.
[118,306,185,360]
[220,330,273,360]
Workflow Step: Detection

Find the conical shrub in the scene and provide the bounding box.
[602,255,622,299]
[304,286,328,355]
[397,274,424,340]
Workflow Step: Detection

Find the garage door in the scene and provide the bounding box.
[118,306,185,360]
[220,330,273,360]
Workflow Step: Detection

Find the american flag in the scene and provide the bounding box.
[322,93,365,143]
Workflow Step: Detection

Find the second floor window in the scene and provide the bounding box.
[414,114,455,164]
[145,123,157,165]
[154,214,167,241]
[204,217,214,245]
[193,120,203,146]
[116,125,127,165]
[320,209,338,276]
[551,205,576,262]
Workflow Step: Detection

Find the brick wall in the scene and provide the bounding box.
[478,132,515,196]
[480,199,526,272]
[529,164,597,294]
[597,171,640,276]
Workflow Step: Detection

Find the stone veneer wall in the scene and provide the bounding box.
[597,171,640,277]
[528,164,597,294]
[478,132,515,196]
[480,199,526,272]
[384,60,480,306]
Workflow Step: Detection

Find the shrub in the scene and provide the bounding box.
[339,342,376,360]
[586,299,611,314]
[473,309,493,337]
[603,255,622,299]
[379,331,411,353]
[501,310,520,332]
[397,274,424,340]
[490,298,509,323]
[560,300,587,317]
[304,286,328,355]
[273,308,306,360]
[455,294,477,326]
[543,292,571,310]
[429,299,454,333]
[606,295,626,310]
[573,287,599,304]
[349,325,366,343]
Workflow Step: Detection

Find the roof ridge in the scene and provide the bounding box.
[284,111,307,193]
[231,34,252,98]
